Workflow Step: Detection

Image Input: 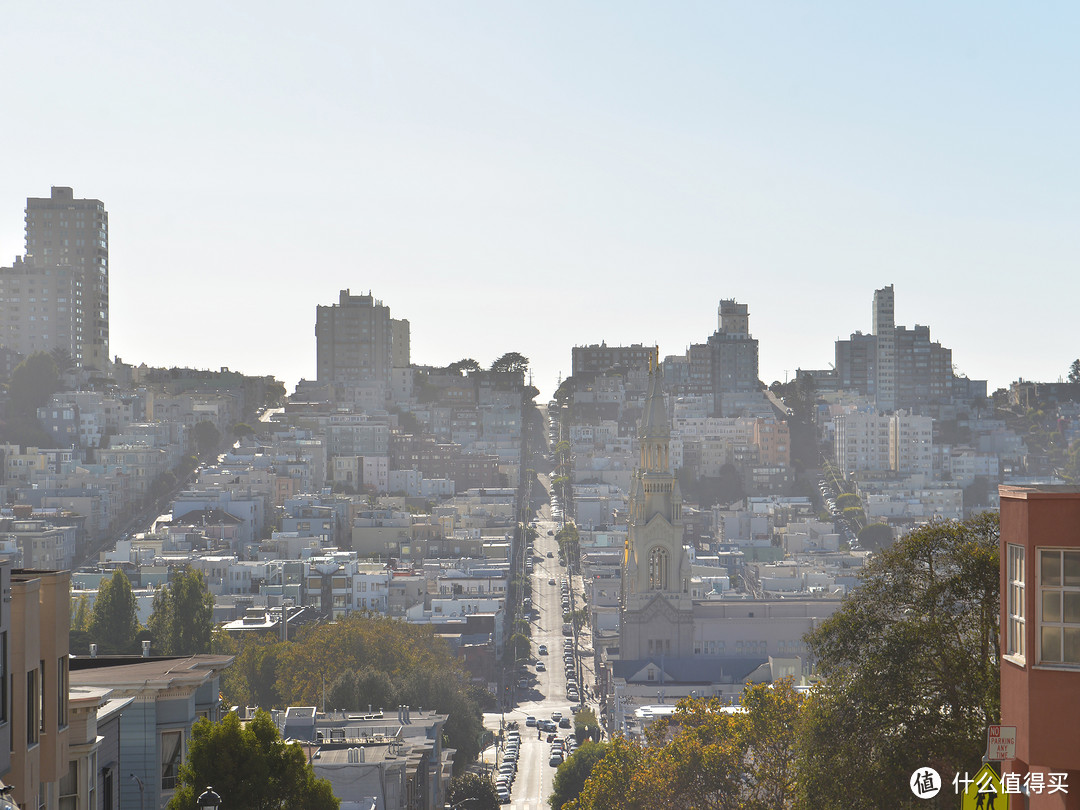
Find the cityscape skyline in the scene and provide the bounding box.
[2,3,1077,398]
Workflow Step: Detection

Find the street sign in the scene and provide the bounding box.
[961,763,1009,810]
[988,725,1017,761]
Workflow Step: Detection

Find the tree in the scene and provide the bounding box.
[446,358,482,375]
[231,422,256,439]
[1069,358,1080,385]
[573,684,804,810]
[447,773,499,810]
[856,522,892,550]
[550,741,610,809]
[796,514,1000,809]
[835,493,860,510]
[573,707,600,742]
[88,569,140,654]
[167,711,338,810]
[147,566,214,655]
[7,351,61,418]
[192,420,222,458]
[490,352,529,374]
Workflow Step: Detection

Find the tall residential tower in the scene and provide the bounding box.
[24,187,110,369]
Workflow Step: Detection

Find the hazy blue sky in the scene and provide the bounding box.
[2,2,1077,398]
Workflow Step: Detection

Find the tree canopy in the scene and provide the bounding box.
[216,613,487,773]
[447,773,499,810]
[796,514,1000,808]
[490,352,529,374]
[856,522,893,550]
[192,419,222,457]
[446,358,482,375]
[88,568,141,654]
[571,681,803,810]
[1069,358,1080,385]
[7,351,61,418]
[550,741,610,809]
[166,711,338,810]
[147,566,215,655]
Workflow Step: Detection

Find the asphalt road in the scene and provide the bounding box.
[482,510,591,808]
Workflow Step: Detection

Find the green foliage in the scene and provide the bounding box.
[71,594,91,632]
[147,566,214,655]
[834,493,860,509]
[166,711,338,810]
[573,707,600,742]
[1069,358,1080,385]
[89,569,140,654]
[231,422,256,438]
[550,741,610,809]
[7,351,61,418]
[219,614,486,773]
[556,524,580,564]
[448,773,499,810]
[857,522,892,550]
[490,352,529,374]
[192,420,222,457]
[506,633,531,662]
[445,358,482,375]
[575,682,803,809]
[797,514,1000,809]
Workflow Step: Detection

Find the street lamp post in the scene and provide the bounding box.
[197,786,221,810]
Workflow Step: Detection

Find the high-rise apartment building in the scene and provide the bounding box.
[572,343,659,377]
[708,299,759,414]
[873,285,896,412]
[22,187,109,368]
[0,258,87,365]
[835,285,962,412]
[316,290,408,388]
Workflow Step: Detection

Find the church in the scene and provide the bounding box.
[620,369,697,659]
[607,371,841,723]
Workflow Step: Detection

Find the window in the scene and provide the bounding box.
[161,730,183,790]
[59,760,78,810]
[648,547,668,591]
[27,670,38,744]
[58,656,69,727]
[1039,549,1080,665]
[0,632,6,724]
[1006,544,1025,659]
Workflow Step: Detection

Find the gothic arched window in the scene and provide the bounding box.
[648,546,668,591]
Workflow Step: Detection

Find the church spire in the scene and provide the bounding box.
[638,369,670,472]
[639,368,670,441]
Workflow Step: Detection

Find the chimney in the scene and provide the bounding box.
[89,643,97,658]
[142,640,151,657]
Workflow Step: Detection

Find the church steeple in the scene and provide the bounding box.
[638,370,670,472]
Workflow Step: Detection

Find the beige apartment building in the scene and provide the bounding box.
[7,567,70,809]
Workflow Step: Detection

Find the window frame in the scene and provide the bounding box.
[1037,547,1080,667]
[1006,544,1026,661]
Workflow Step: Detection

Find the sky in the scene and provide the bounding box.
[1,2,1077,399]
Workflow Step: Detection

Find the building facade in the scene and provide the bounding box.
[22,187,109,369]
[1000,485,1080,809]
[316,290,403,388]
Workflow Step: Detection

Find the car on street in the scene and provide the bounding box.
[551,711,562,721]
[538,644,547,655]
[525,716,536,726]
[560,717,571,728]
[536,661,546,671]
